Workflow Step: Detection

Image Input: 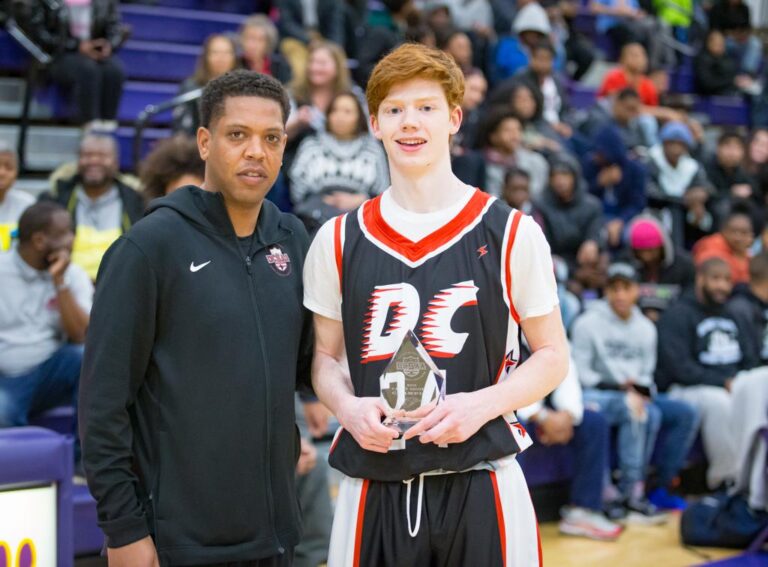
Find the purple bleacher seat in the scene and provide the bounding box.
[154,0,261,12]
[118,40,200,82]
[568,84,598,110]
[0,427,74,567]
[120,5,247,46]
[116,125,172,170]
[73,485,104,557]
[118,81,179,122]
[0,31,28,73]
[29,405,76,436]
[517,442,576,487]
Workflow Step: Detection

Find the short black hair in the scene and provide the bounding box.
[200,70,290,129]
[718,129,744,147]
[18,201,67,244]
[475,106,521,150]
[530,39,556,57]
[616,87,640,102]
[750,252,768,283]
[504,167,530,184]
[697,257,729,276]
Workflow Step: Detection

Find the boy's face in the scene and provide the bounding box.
[0,151,18,196]
[717,139,745,168]
[663,140,687,166]
[371,78,462,175]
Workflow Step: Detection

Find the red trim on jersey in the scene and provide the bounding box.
[353,479,370,567]
[490,471,507,567]
[504,211,523,324]
[334,215,344,291]
[361,189,492,262]
[329,427,344,455]
[528,489,544,566]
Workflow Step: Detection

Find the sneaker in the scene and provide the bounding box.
[648,487,687,511]
[603,499,628,522]
[625,498,670,525]
[559,506,623,541]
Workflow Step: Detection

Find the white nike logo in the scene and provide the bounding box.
[189,261,211,273]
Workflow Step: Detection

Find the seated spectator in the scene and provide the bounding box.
[436,28,474,74]
[286,41,363,141]
[708,0,764,77]
[174,34,239,136]
[239,15,292,84]
[139,136,205,202]
[693,207,755,285]
[622,216,695,319]
[455,68,488,150]
[0,145,33,251]
[728,252,768,366]
[443,0,494,38]
[544,0,595,82]
[46,133,144,280]
[0,202,92,436]
[288,92,389,204]
[695,29,750,97]
[706,131,761,216]
[475,108,549,198]
[573,262,698,519]
[496,2,563,80]
[502,167,538,217]
[535,158,603,272]
[353,0,413,87]
[579,87,648,153]
[656,258,756,489]
[22,0,125,128]
[582,124,647,249]
[745,128,768,205]
[518,350,622,541]
[509,82,565,155]
[276,0,344,80]
[647,121,714,248]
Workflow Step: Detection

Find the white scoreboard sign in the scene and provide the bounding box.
[0,484,57,567]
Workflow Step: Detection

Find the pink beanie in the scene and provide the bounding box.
[630,220,664,249]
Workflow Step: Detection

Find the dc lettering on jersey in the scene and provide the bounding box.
[361,280,479,362]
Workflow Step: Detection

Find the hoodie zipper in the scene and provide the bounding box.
[243,247,284,554]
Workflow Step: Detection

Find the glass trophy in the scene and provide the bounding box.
[380,330,446,448]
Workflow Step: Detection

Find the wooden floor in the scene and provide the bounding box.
[540,512,739,567]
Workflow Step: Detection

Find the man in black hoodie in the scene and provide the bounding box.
[656,258,756,489]
[728,252,768,367]
[79,71,312,567]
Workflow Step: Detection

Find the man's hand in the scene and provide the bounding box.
[303,401,331,438]
[93,38,112,59]
[577,240,599,266]
[107,536,159,567]
[337,396,400,453]
[402,391,494,445]
[606,218,624,248]
[553,121,573,138]
[731,183,753,199]
[296,438,318,475]
[536,410,574,445]
[78,40,101,60]
[48,248,71,287]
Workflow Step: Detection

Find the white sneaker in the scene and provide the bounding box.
[559,506,623,541]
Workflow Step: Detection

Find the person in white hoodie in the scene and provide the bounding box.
[572,262,699,522]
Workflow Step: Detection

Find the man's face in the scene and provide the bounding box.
[613,96,640,125]
[621,44,647,74]
[502,174,530,209]
[78,138,117,188]
[605,279,639,319]
[663,140,687,166]
[0,151,18,196]
[530,48,553,77]
[550,170,575,201]
[698,264,733,305]
[198,96,287,209]
[35,210,75,267]
[462,74,487,111]
[717,139,745,168]
[722,215,754,255]
[371,78,461,175]
[634,246,663,266]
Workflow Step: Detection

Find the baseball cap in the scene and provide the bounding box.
[606,262,639,284]
[659,121,694,149]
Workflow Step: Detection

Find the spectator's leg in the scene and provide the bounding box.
[643,400,662,471]
[0,370,36,427]
[569,409,610,511]
[651,394,699,488]
[668,384,738,489]
[294,456,333,567]
[731,368,768,510]
[565,35,595,82]
[635,113,659,147]
[741,35,764,77]
[48,53,101,124]
[98,57,126,121]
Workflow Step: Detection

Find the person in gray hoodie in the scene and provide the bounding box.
[572,262,699,519]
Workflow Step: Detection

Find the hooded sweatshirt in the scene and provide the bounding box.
[582,125,647,224]
[534,159,603,267]
[79,186,312,564]
[571,300,658,389]
[727,284,768,367]
[655,292,752,391]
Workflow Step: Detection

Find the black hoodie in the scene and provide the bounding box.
[727,284,768,367]
[655,292,753,391]
[79,186,312,565]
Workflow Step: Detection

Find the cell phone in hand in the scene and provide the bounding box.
[630,384,654,398]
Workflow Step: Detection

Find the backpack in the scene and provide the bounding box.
[681,492,768,549]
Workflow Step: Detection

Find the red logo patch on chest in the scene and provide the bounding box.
[265,245,291,275]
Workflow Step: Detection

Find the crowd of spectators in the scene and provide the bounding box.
[2,0,768,556]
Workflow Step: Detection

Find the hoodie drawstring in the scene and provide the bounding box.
[404,473,426,538]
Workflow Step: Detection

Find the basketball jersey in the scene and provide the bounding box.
[327,189,542,481]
